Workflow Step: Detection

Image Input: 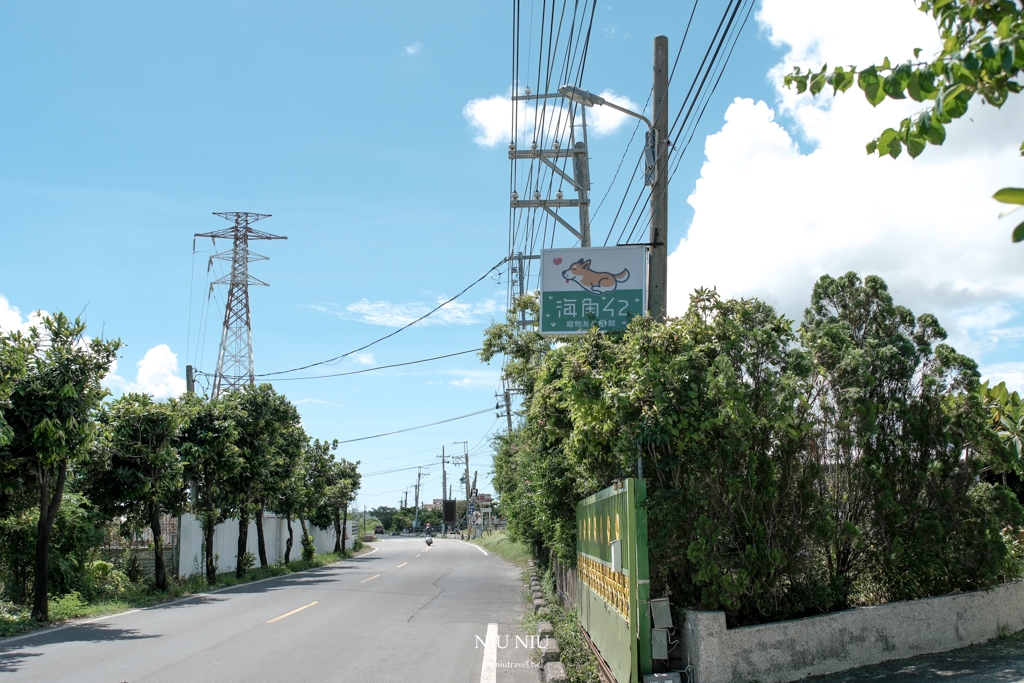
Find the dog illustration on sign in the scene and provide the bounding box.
[560,258,629,295]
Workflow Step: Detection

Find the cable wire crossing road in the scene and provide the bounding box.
[0,539,538,683]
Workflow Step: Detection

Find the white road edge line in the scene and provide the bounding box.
[480,623,498,683]
[457,539,489,555]
[79,610,139,624]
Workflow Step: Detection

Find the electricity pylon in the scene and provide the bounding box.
[195,212,286,398]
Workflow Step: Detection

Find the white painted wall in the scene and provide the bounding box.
[177,512,357,578]
[683,579,1024,683]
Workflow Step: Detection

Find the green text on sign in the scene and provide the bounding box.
[541,289,644,334]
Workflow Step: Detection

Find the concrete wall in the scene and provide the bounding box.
[683,580,1024,683]
[177,513,357,578]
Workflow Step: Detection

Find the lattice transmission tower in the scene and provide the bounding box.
[195,212,286,398]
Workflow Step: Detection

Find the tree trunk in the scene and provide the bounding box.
[236,512,249,578]
[333,509,342,554]
[150,501,167,592]
[342,507,349,555]
[284,512,293,564]
[32,463,67,622]
[204,488,217,586]
[255,505,268,568]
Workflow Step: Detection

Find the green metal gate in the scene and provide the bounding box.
[576,478,651,683]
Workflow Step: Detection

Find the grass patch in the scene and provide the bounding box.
[0,550,353,640]
[521,567,600,683]
[472,531,532,566]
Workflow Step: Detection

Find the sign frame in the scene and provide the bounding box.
[539,246,648,336]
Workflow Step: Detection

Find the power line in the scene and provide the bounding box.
[335,408,495,445]
[668,0,756,185]
[240,348,483,382]
[254,258,507,378]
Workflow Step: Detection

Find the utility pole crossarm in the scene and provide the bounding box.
[509,198,585,209]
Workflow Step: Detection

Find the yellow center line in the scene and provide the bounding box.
[266,601,318,623]
[360,574,381,583]
[397,562,408,568]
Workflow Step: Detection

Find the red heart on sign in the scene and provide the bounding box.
[553,258,562,265]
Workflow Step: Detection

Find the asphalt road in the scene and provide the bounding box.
[0,538,540,683]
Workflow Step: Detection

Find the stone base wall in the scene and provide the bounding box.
[683,580,1024,683]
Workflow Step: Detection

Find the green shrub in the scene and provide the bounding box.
[300,534,316,562]
[85,560,131,599]
[48,591,89,621]
[487,276,1024,626]
[0,493,105,603]
[122,551,143,584]
[237,552,256,575]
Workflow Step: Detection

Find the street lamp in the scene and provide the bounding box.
[558,84,653,130]
[558,84,658,186]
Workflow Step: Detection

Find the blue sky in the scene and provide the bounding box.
[3,1,1022,509]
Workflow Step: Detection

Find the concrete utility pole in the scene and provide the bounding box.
[413,468,422,530]
[186,365,195,393]
[460,442,471,535]
[649,36,670,322]
[454,444,468,532]
[441,446,447,534]
[498,379,513,433]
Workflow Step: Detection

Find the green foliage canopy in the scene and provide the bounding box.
[486,276,1023,625]
[0,313,119,620]
[83,393,186,590]
[784,0,1024,160]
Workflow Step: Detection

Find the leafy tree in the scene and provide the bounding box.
[481,293,550,399]
[980,380,1024,487]
[0,313,119,620]
[487,277,1024,625]
[0,331,30,516]
[0,493,104,603]
[995,187,1024,242]
[220,384,302,575]
[286,437,337,559]
[369,506,398,532]
[83,393,185,591]
[782,2,1024,241]
[391,512,412,533]
[801,273,1022,604]
[176,393,240,586]
[784,1,1023,159]
[418,507,442,529]
[311,457,361,553]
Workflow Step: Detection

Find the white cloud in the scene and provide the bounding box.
[106,344,186,400]
[587,91,642,135]
[344,297,499,327]
[404,41,423,57]
[0,295,47,335]
[445,368,500,387]
[667,0,1024,361]
[463,88,640,147]
[352,352,375,366]
[982,364,1024,393]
